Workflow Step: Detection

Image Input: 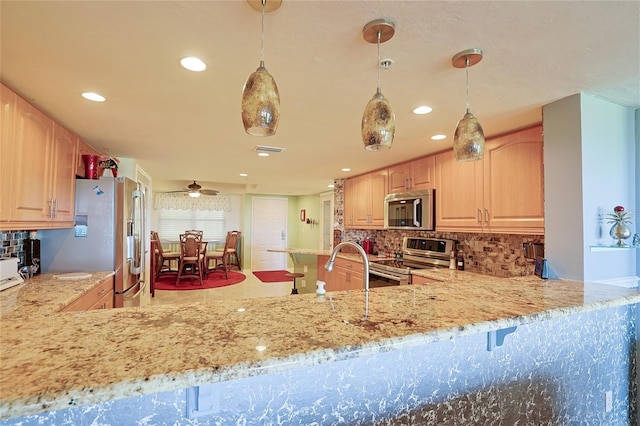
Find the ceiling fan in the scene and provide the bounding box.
[166,180,219,197]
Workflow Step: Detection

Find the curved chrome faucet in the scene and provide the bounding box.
[325,241,370,292]
[325,241,370,320]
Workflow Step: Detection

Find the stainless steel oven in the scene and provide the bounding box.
[369,237,456,286]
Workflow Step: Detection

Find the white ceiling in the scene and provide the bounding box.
[2,1,638,196]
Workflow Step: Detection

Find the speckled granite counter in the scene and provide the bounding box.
[1,270,639,420]
[0,271,115,320]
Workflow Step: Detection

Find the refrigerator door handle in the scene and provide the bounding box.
[129,189,143,275]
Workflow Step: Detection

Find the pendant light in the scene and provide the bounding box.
[241,0,281,136]
[452,48,485,162]
[361,19,396,151]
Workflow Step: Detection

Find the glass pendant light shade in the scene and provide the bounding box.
[452,48,484,162]
[242,0,281,136]
[453,110,485,161]
[362,90,395,151]
[241,62,280,136]
[361,18,396,151]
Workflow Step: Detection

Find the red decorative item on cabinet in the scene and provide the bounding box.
[82,154,100,179]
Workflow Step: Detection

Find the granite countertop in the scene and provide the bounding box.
[1,271,640,420]
[0,271,115,320]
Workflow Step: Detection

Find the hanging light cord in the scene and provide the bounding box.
[376,30,382,93]
[465,56,470,113]
[260,0,266,66]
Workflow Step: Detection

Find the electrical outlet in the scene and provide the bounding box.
[605,390,612,413]
[301,279,306,288]
[303,265,308,273]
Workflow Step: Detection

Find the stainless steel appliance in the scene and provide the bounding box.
[369,236,456,286]
[40,177,147,308]
[384,189,435,231]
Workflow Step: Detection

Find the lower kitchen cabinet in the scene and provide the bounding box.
[324,257,364,292]
[435,124,544,234]
[60,276,114,312]
[411,275,440,285]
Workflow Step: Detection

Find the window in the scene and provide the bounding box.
[156,208,226,242]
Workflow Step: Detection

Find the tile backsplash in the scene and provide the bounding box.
[0,230,28,266]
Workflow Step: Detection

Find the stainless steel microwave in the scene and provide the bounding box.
[384,189,435,230]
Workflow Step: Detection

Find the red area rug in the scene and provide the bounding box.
[252,270,293,283]
[154,270,246,291]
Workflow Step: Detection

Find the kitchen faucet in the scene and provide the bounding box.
[325,241,370,320]
[325,241,370,292]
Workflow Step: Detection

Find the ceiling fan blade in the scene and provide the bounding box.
[200,189,219,196]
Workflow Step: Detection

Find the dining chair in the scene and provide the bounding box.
[176,233,207,286]
[205,230,240,279]
[212,230,242,271]
[151,231,180,277]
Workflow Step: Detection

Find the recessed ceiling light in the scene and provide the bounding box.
[256,345,267,352]
[413,106,433,115]
[341,168,351,172]
[431,134,447,140]
[237,307,246,312]
[257,152,270,157]
[81,92,106,102]
[180,56,207,72]
[328,184,335,188]
[239,173,248,177]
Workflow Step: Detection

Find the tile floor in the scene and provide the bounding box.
[149,269,297,306]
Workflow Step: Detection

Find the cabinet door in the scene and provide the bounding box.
[483,125,544,233]
[368,169,387,227]
[352,174,372,228]
[435,149,484,231]
[10,95,55,222]
[343,177,357,227]
[51,123,78,223]
[388,157,434,193]
[388,163,410,193]
[0,85,16,222]
[409,156,435,190]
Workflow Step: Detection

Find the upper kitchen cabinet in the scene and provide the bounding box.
[435,125,544,234]
[344,169,388,229]
[388,156,435,193]
[0,84,17,223]
[0,84,78,228]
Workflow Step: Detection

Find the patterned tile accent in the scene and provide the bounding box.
[0,230,28,266]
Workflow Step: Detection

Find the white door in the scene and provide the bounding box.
[251,197,287,271]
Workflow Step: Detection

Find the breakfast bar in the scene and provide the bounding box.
[1,271,638,424]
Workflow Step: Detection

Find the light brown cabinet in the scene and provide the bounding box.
[0,84,78,228]
[411,275,440,285]
[388,156,435,193]
[344,169,388,229]
[324,257,364,292]
[435,125,544,234]
[60,276,114,312]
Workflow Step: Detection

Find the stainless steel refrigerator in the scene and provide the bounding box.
[41,177,147,307]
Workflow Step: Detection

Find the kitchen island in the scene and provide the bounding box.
[0,270,638,424]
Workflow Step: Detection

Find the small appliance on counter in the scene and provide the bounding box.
[0,257,24,291]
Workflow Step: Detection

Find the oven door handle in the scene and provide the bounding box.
[370,269,409,284]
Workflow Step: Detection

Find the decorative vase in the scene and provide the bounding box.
[81,154,100,179]
[609,223,631,246]
[111,168,118,177]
